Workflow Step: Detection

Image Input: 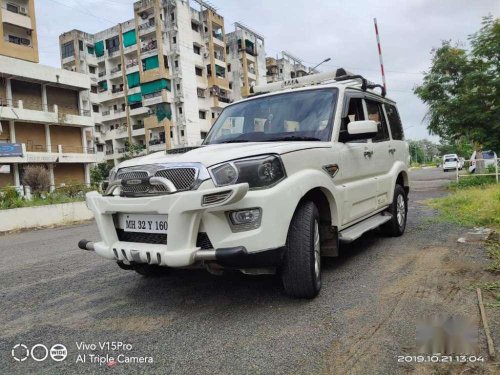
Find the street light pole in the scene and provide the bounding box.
[309,58,331,74]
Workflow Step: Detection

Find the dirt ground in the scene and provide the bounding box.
[0,167,498,375]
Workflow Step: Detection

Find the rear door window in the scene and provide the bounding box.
[365,100,389,142]
[384,104,404,140]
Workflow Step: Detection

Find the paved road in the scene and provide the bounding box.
[0,168,496,374]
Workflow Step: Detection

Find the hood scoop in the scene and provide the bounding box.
[166,146,202,155]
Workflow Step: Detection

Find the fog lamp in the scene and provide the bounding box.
[227,208,262,232]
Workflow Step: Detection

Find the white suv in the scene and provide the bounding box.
[80,70,410,299]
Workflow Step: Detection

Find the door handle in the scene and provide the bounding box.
[364,150,374,158]
[388,147,396,154]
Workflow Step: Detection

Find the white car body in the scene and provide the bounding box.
[469,150,497,173]
[442,154,459,172]
[82,70,410,297]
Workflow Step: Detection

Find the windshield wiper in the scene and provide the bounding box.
[263,136,322,142]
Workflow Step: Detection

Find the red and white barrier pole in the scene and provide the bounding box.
[373,18,387,92]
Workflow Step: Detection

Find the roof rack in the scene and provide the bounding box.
[250,68,386,97]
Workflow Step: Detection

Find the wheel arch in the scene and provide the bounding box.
[396,170,410,196]
[297,187,339,227]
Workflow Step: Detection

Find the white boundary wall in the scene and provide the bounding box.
[0,202,94,233]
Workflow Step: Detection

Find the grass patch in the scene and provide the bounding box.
[485,238,500,273]
[0,185,91,210]
[448,175,498,189]
[426,185,500,231]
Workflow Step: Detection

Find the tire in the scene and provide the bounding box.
[281,201,321,299]
[134,264,165,277]
[381,184,407,237]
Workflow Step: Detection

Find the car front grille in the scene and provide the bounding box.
[116,165,198,196]
[116,229,214,249]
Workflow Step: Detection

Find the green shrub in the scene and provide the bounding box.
[449,175,497,189]
[55,182,92,198]
[0,187,25,209]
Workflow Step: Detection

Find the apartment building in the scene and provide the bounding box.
[0,0,38,62]
[266,51,313,83]
[226,22,266,101]
[0,0,95,190]
[59,0,234,165]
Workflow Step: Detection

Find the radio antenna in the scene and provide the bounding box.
[373,18,387,92]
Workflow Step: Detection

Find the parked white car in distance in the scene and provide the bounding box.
[469,150,498,173]
[79,69,410,299]
[442,154,459,172]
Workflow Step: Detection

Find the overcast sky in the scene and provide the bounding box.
[36,0,499,142]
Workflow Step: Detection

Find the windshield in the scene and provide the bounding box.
[445,158,457,163]
[204,89,337,144]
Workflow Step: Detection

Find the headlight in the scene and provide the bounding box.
[209,155,286,189]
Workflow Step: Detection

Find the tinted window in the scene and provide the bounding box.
[366,100,389,142]
[385,104,404,140]
[482,151,494,159]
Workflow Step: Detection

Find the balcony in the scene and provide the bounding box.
[138,19,155,35]
[107,46,120,57]
[2,7,32,29]
[141,40,157,55]
[148,140,166,152]
[0,98,93,128]
[0,143,96,164]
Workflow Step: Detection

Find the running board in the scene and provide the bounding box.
[339,213,392,243]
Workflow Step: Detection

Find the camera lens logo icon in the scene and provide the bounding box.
[11,344,29,362]
[50,344,67,362]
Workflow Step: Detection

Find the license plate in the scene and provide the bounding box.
[119,214,168,234]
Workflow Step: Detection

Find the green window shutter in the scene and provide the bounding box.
[140,79,171,95]
[155,103,172,122]
[87,45,95,55]
[122,30,137,48]
[98,80,108,90]
[94,41,104,57]
[126,72,140,88]
[143,55,159,71]
[127,93,142,104]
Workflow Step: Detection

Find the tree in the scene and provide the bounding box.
[414,16,500,152]
[22,165,50,195]
[90,162,113,186]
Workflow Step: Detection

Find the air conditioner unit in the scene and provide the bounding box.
[203,52,209,59]
[19,6,28,15]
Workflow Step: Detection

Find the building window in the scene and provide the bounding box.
[212,112,216,119]
[181,130,185,137]
[229,82,233,90]
[176,83,180,91]
[200,131,207,139]
[173,36,177,44]
[193,44,201,55]
[195,67,203,76]
[92,104,99,113]
[6,3,19,13]
[61,41,74,58]
[89,66,96,74]
[197,88,205,98]
[170,13,175,21]
[191,22,199,32]
[79,40,84,51]
[178,106,183,114]
[227,63,231,72]
[174,60,179,68]
[199,110,206,119]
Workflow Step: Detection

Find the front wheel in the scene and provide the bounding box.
[281,201,321,299]
[381,185,407,237]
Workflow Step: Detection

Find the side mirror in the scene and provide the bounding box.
[346,120,378,141]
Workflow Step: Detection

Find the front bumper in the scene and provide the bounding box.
[85,180,297,268]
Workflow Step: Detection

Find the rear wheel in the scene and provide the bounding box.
[381,184,407,237]
[281,201,321,299]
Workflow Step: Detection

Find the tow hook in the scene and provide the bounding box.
[78,239,95,251]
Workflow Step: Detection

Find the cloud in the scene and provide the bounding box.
[36,0,500,141]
